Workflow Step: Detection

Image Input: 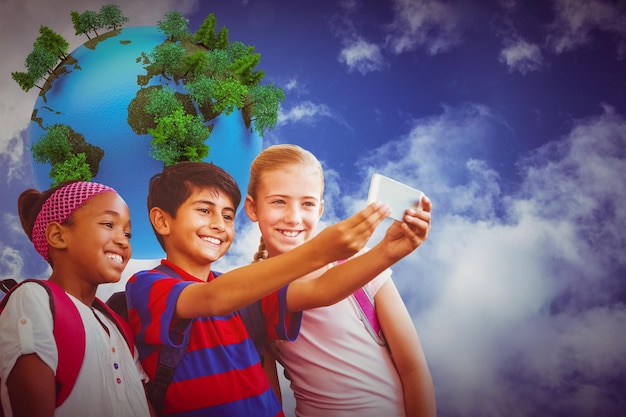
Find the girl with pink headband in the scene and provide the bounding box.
[0,181,153,417]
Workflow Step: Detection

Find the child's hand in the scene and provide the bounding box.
[315,201,391,261]
[381,195,432,261]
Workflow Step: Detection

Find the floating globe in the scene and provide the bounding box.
[28,26,262,259]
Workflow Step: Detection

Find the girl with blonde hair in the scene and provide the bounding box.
[244,144,436,417]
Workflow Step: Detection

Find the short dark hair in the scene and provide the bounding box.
[147,162,242,250]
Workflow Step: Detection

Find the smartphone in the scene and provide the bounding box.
[366,173,424,221]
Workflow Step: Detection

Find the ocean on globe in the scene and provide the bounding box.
[28,26,262,259]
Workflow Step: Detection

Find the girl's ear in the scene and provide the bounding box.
[150,207,170,236]
[46,222,68,251]
[244,195,258,222]
[318,199,325,219]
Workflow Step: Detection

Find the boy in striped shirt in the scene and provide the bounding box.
[125,161,389,416]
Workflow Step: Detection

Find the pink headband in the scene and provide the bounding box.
[31,181,117,262]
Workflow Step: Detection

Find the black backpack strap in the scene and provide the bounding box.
[0,278,18,294]
[148,319,190,415]
[92,298,135,355]
[144,264,265,414]
[238,299,267,365]
[147,263,193,415]
[105,291,129,321]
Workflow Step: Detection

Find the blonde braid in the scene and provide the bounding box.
[253,236,269,262]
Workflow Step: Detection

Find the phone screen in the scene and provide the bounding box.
[366,173,424,221]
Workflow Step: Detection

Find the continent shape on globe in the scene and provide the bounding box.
[29,26,262,258]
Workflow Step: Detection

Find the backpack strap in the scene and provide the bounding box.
[146,263,212,415]
[335,260,387,346]
[105,290,129,321]
[353,286,386,346]
[0,279,86,408]
[238,299,267,365]
[148,318,190,415]
[0,278,17,294]
[92,298,135,356]
[142,263,267,414]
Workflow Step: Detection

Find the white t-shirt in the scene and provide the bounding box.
[0,282,151,417]
[272,265,407,417]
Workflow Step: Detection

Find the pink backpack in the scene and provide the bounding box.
[0,279,134,415]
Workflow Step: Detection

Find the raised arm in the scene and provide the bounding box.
[285,196,431,312]
[176,201,390,318]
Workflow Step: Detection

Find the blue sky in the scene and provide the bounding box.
[1,0,625,416]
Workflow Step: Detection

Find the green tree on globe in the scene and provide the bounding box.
[12,6,282,258]
[126,10,284,167]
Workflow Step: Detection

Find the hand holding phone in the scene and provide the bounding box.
[366,173,425,222]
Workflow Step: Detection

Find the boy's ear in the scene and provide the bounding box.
[46,222,69,251]
[244,195,258,222]
[149,207,171,236]
[319,199,325,219]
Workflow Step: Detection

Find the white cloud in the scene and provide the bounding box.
[276,101,333,127]
[371,105,626,415]
[338,38,385,74]
[0,212,38,279]
[513,306,626,415]
[339,0,358,12]
[332,0,465,73]
[279,76,310,98]
[261,102,626,415]
[386,0,464,55]
[2,213,24,237]
[106,101,625,416]
[355,103,511,221]
[548,0,626,55]
[0,0,198,182]
[0,135,26,182]
[499,39,545,74]
[0,247,25,278]
[284,78,299,92]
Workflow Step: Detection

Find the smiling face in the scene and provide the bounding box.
[159,186,236,278]
[60,192,132,285]
[245,164,324,258]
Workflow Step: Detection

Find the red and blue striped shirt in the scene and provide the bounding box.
[126,260,301,417]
